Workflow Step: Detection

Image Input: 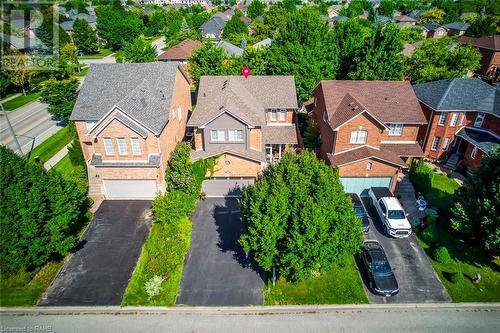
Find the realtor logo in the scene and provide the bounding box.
[1,1,60,70]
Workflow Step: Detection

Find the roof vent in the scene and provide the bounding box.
[353,105,359,110]
[384,97,389,101]
[222,79,229,90]
[203,92,206,97]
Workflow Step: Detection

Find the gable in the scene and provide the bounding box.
[204,111,248,129]
[89,107,151,138]
[338,111,388,131]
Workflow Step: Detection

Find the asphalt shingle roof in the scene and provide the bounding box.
[216,40,243,57]
[443,22,470,31]
[327,146,407,168]
[158,39,202,61]
[458,35,500,50]
[262,125,298,144]
[412,78,498,117]
[201,16,225,36]
[455,127,500,153]
[71,63,178,135]
[188,76,298,127]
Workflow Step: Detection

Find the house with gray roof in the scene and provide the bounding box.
[187,75,300,179]
[413,78,499,169]
[70,63,192,199]
[252,38,272,49]
[201,15,225,41]
[216,40,243,57]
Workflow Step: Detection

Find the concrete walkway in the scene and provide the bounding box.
[43,142,72,170]
[394,173,419,223]
[0,93,22,104]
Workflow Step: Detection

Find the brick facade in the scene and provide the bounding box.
[338,158,400,192]
[209,153,263,178]
[249,128,262,150]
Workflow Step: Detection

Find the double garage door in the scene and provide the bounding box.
[103,179,158,200]
[340,177,392,197]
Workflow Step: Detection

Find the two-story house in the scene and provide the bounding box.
[413,78,500,169]
[459,35,499,79]
[312,80,427,196]
[71,63,191,199]
[187,75,300,181]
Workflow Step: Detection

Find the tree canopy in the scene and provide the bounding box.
[451,147,500,253]
[247,0,265,19]
[39,78,79,119]
[239,151,363,282]
[96,5,143,50]
[73,18,99,54]
[222,14,248,39]
[188,42,226,82]
[122,38,157,63]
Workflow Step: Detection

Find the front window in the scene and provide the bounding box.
[131,137,141,155]
[116,138,128,155]
[442,137,450,151]
[388,123,403,136]
[103,138,114,155]
[431,136,441,150]
[350,130,367,144]
[388,210,406,219]
[279,109,286,121]
[228,129,244,142]
[270,109,277,121]
[474,112,485,127]
[438,112,447,126]
[210,129,226,142]
[449,113,458,127]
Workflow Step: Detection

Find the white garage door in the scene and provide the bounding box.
[103,179,158,200]
[340,177,393,197]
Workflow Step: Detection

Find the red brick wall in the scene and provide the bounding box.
[312,86,335,162]
[462,143,483,169]
[335,114,384,153]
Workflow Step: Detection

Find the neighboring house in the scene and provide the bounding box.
[252,38,272,49]
[216,40,244,57]
[420,22,470,39]
[413,78,500,169]
[394,15,417,27]
[401,41,423,57]
[327,5,343,17]
[375,16,394,25]
[312,80,427,195]
[458,35,500,78]
[60,20,75,35]
[330,15,349,26]
[0,33,47,53]
[187,76,300,179]
[70,63,192,199]
[157,39,202,63]
[201,15,225,41]
[408,10,426,20]
[442,22,470,36]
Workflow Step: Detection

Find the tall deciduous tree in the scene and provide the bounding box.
[240,151,363,282]
[247,0,265,19]
[122,38,157,63]
[267,7,339,101]
[96,5,143,50]
[418,8,446,24]
[222,14,248,39]
[72,18,99,54]
[39,78,78,119]
[405,37,481,83]
[188,42,226,83]
[378,0,395,17]
[451,147,500,253]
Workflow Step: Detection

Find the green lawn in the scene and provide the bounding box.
[52,154,73,178]
[78,48,114,59]
[74,66,89,77]
[264,256,368,305]
[30,126,73,163]
[426,172,461,214]
[3,92,40,111]
[0,261,64,306]
[416,224,500,302]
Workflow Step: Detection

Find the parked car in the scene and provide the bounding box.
[361,240,399,297]
[347,193,370,232]
[368,187,411,238]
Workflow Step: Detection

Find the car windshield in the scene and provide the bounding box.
[354,206,365,217]
[371,261,392,274]
[388,210,405,219]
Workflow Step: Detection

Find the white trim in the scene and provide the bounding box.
[380,141,418,144]
[130,137,141,155]
[387,123,404,136]
[331,153,406,168]
[350,130,368,144]
[449,112,459,127]
[103,137,114,156]
[430,136,441,151]
[334,144,381,155]
[116,137,128,156]
[198,110,255,129]
[265,123,294,127]
[333,109,390,131]
[193,150,264,163]
[87,105,156,137]
[471,146,478,159]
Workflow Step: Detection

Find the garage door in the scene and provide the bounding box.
[103,180,158,199]
[202,178,255,197]
[340,177,392,197]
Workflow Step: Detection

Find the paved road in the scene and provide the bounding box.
[0,100,62,154]
[153,36,166,55]
[360,197,450,304]
[39,201,152,306]
[1,304,499,332]
[201,179,255,197]
[79,55,116,66]
[177,197,263,305]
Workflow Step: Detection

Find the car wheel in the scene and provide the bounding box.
[384,225,389,236]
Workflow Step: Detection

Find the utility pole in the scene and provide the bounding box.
[1,103,23,154]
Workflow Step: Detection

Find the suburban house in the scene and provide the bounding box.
[311,80,427,195]
[200,15,225,41]
[187,75,300,180]
[420,22,469,38]
[413,78,500,169]
[70,63,191,199]
[459,35,500,79]
[157,39,202,63]
[394,15,417,27]
[216,40,244,57]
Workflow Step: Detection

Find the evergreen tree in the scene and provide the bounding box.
[72,18,99,54]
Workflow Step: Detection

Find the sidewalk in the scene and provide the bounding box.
[0,93,21,104]
[43,142,72,170]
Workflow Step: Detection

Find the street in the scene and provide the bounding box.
[1,304,498,333]
[0,100,62,154]
[152,36,166,55]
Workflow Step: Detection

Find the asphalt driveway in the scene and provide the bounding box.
[359,197,450,304]
[39,201,152,306]
[176,197,263,305]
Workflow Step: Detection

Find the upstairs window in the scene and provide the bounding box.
[438,112,448,126]
[279,109,286,121]
[431,136,441,150]
[228,129,244,142]
[116,138,128,155]
[449,113,458,127]
[474,112,485,127]
[103,138,114,155]
[366,162,372,170]
[442,137,450,151]
[131,138,141,155]
[388,123,403,136]
[350,130,367,144]
[270,109,277,121]
[210,129,226,142]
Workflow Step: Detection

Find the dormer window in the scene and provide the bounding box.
[279,109,286,121]
[270,109,277,121]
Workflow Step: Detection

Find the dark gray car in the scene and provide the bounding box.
[361,240,399,297]
[348,193,370,232]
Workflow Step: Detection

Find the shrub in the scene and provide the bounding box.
[421,224,439,244]
[433,246,451,264]
[166,142,197,195]
[152,191,196,225]
[425,215,437,226]
[144,275,163,299]
[450,271,464,284]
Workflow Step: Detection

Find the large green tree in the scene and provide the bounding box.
[96,5,143,50]
[0,146,88,275]
[405,37,481,83]
[188,42,226,83]
[222,14,248,39]
[267,7,338,101]
[451,147,500,253]
[240,151,363,282]
[122,38,157,63]
[247,0,265,19]
[39,78,79,119]
[72,18,99,54]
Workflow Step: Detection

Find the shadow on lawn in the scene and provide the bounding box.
[213,195,265,280]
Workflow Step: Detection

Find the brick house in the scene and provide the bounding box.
[413,78,500,169]
[187,75,300,181]
[420,22,469,39]
[312,80,427,196]
[71,63,191,199]
[157,39,202,63]
[458,35,500,78]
